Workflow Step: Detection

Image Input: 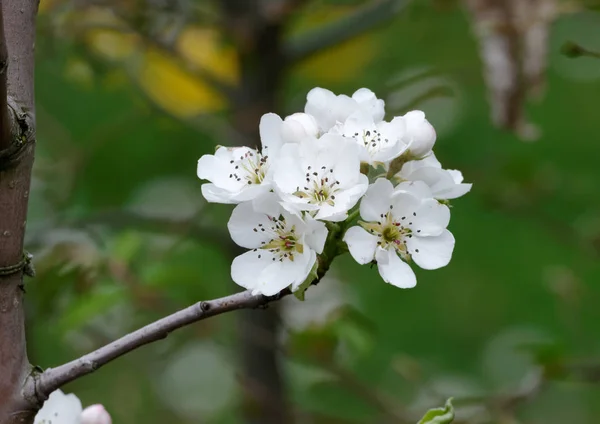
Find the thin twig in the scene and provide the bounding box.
[31,286,293,400]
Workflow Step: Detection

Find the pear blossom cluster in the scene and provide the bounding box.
[197,88,471,295]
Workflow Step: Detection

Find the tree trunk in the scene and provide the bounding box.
[220,2,292,423]
[0,0,38,422]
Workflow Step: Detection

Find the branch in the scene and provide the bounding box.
[284,0,409,64]
[29,286,294,400]
[27,206,347,404]
[561,40,600,60]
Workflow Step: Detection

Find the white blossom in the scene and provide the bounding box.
[333,111,409,166]
[80,405,112,424]
[396,153,472,200]
[305,87,385,133]
[403,110,437,158]
[228,195,328,296]
[343,178,454,288]
[273,133,368,222]
[197,113,284,204]
[34,390,112,424]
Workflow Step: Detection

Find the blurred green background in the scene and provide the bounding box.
[26,0,600,422]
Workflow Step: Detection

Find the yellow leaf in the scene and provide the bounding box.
[138,48,227,117]
[291,5,378,82]
[177,27,239,85]
[86,28,138,61]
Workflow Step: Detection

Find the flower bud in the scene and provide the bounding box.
[403,110,436,158]
[281,113,319,142]
[81,404,112,424]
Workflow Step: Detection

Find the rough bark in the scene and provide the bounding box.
[0,0,38,422]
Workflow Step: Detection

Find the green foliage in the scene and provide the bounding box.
[27,1,600,423]
[417,398,454,424]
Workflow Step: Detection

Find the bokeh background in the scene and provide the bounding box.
[26,0,600,422]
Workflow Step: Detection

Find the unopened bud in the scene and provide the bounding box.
[81,404,112,424]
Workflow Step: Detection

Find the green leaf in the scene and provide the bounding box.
[111,231,144,262]
[417,398,454,424]
[294,260,319,301]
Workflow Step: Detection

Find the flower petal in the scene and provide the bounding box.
[34,390,83,424]
[344,226,378,264]
[352,88,385,123]
[375,247,417,288]
[389,190,422,222]
[442,183,472,199]
[259,113,284,155]
[406,230,455,270]
[201,183,235,204]
[256,249,316,296]
[360,178,395,221]
[304,216,328,254]
[231,250,274,291]
[282,113,319,142]
[197,150,242,191]
[410,198,450,236]
[394,180,433,200]
[228,202,276,248]
[447,169,464,184]
[273,143,305,193]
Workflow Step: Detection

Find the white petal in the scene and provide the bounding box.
[389,190,422,222]
[405,167,456,198]
[256,249,315,296]
[272,144,305,193]
[447,169,464,184]
[304,216,328,254]
[228,183,271,203]
[305,87,337,131]
[197,151,241,191]
[397,156,441,179]
[360,178,395,221]
[81,405,112,424]
[352,88,385,123]
[372,137,408,164]
[442,183,472,200]
[407,230,455,270]
[259,113,284,155]
[231,250,274,291]
[228,202,276,248]
[197,153,222,181]
[282,113,319,142]
[319,134,361,186]
[344,226,378,264]
[251,192,282,216]
[314,203,349,222]
[410,198,450,236]
[375,247,417,288]
[34,390,83,424]
[201,183,235,204]
[394,180,433,200]
[352,88,377,103]
[290,250,317,292]
[372,117,408,163]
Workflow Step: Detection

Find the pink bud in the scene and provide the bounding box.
[81,404,112,424]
